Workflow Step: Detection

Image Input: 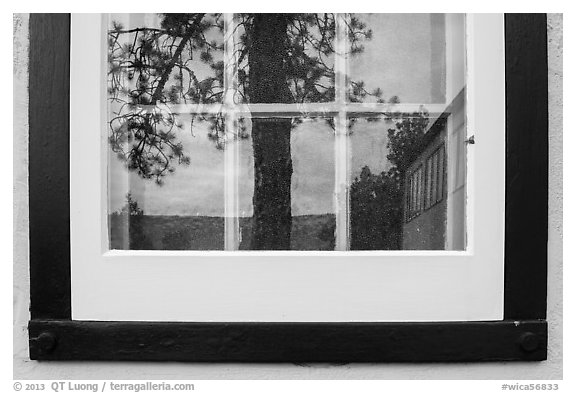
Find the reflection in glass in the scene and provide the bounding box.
[349,117,400,250]
[108,13,225,106]
[348,13,454,104]
[105,13,467,251]
[238,118,336,250]
[349,111,465,250]
[236,14,335,104]
[108,116,226,250]
[107,13,226,250]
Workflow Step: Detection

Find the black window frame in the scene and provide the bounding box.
[28,13,549,362]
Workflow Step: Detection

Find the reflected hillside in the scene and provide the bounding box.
[110,214,335,251]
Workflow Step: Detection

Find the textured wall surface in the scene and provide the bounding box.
[13,13,563,379]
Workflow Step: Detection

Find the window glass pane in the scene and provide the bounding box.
[349,113,465,250]
[238,117,336,250]
[347,13,465,105]
[236,14,335,104]
[108,13,224,106]
[108,114,226,250]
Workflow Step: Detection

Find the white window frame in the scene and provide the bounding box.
[70,13,505,322]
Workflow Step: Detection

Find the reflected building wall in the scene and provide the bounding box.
[401,93,466,250]
[401,13,467,251]
[446,91,467,250]
[445,13,467,251]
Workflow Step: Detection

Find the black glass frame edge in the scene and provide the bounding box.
[27,13,549,362]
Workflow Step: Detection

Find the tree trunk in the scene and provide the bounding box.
[248,14,293,250]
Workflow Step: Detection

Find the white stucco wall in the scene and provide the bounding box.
[13,13,563,379]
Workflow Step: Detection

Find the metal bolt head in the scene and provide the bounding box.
[36,332,57,353]
[519,332,539,352]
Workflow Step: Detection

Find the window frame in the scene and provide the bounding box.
[28,13,548,362]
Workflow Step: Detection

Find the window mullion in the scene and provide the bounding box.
[223,13,239,251]
[334,13,349,251]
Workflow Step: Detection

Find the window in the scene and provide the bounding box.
[28,14,548,362]
[425,144,446,209]
[106,13,468,252]
[68,13,504,322]
[406,142,447,216]
[406,165,424,221]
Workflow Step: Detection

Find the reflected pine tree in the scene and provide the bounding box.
[350,110,429,250]
[110,193,153,250]
[350,166,401,250]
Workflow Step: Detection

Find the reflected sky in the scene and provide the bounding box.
[350,118,393,180]
[349,13,447,103]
